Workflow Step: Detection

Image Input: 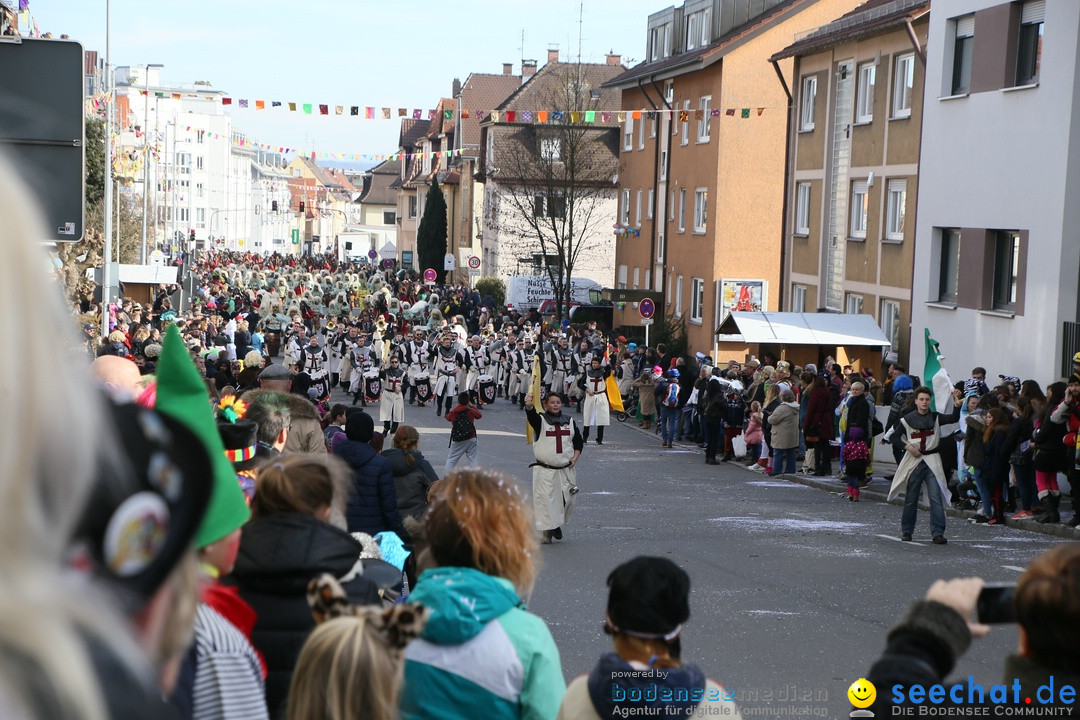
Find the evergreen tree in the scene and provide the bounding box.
[416,178,448,283]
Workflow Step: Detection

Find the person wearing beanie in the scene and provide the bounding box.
[153,326,268,720]
[333,411,406,539]
[558,557,741,720]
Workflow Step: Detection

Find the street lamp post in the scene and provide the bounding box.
[139,63,164,264]
[101,0,113,337]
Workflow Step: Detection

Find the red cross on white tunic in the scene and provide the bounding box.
[388,377,402,393]
[910,428,934,452]
[589,376,605,393]
[546,424,571,454]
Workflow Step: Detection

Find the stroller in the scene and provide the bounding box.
[616,387,639,422]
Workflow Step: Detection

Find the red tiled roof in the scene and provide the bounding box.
[457,73,522,152]
[398,118,431,151]
[495,61,624,122]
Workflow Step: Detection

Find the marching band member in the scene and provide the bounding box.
[335,325,359,391]
[524,390,582,544]
[511,335,537,409]
[569,340,593,409]
[428,334,470,417]
[379,355,407,435]
[297,333,331,401]
[547,335,573,398]
[404,328,430,407]
[464,335,490,406]
[348,331,379,406]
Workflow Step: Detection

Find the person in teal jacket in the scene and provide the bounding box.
[400,468,565,720]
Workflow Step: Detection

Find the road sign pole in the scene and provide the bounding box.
[645,322,649,348]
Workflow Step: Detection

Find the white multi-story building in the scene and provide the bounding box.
[250,149,293,255]
[911,0,1074,383]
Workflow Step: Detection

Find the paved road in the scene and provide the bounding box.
[330,384,1068,719]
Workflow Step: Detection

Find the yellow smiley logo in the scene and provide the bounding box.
[848,678,876,708]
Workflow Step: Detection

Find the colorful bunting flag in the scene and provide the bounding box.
[412,109,421,119]
[335,106,343,115]
[757,108,764,116]
[522,110,532,122]
[239,99,249,108]
[537,110,548,123]
[303,104,312,114]
[222,97,232,105]
[725,108,735,116]
[319,104,328,115]
[505,110,516,122]
[741,108,750,118]
[365,107,375,119]
[255,100,265,110]
[443,109,454,120]
[585,110,595,123]
[351,106,359,116]
[399,108,407,117]
[552,111,563,122]
[679,110,688,123]
[272,101,282,108]
[461,109,470,119]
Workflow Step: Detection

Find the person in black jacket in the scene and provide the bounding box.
[865,544,1080,718]
[382,425,439,521]
[228,454,380,719]
[333,410,406,539]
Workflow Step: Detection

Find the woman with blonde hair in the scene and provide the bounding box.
[400,468,565,720]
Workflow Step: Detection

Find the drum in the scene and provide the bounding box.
[478,374,496,405]
[414,372,432,403]
[363,369,382,402]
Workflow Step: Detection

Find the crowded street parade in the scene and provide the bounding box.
[3,0,1080,719]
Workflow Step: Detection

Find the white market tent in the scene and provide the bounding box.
[715,312,891,347]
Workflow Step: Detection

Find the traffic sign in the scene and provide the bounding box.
[382,259,394,269]
[641,318,654,326]
[467,255,481,270]
[423,268,437,283]
[639,297,656,319]
[444,253,456,271]
[148,250,166,267]
[368,249,378,260]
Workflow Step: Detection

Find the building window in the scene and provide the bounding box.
[196,130,205,144]
[690,278,704,324]
[693,188,707,234]
[650,23,672,61]
[669,190,675,220]
[678,189,686,232]
[647,188,654,219]
[635,189,642,226]
[845,293,863,314]
[196,156,204,170]
[1017,0,1044,86]
[885,180,906,241]
[650,111,658,138]
[880,299,901,353]
[686,12,698,50]
[540,136,561,162]
[700,9,710,45]
[681,100,690,145]
[850,181,868,239]
[800,76,817,131]
[646,268,653,291]
[638,109,646,149]
[657,232,665,262]
[408,195,418,218]
[938,228,960,303]
[624,115,634,151]
[993,231,1020,310]
[951,15,975,95]
[621,189,630,225]
[660,150,668,180]
[791,284,807,312]
[856,62,875,123]
[893,53,915,118]
[383,210,396,225]
[533,194,566,219]
[617,264,628,289]
[196,208,206,229]
[633,267,640,289]
[795,182,811,235]
[196,182,204,198]
[697,96,712,141]
[675,275,683,317]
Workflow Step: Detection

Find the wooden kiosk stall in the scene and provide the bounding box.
[713,311,891,373]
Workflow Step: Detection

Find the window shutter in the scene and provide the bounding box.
[1022,0,1045,24]
[955,15,975,37]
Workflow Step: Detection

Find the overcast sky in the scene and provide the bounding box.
[35,0,661,156]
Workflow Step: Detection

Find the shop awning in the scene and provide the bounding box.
[715,312,890,347]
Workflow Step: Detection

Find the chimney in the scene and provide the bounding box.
[547,48,559,64]
[522,61,537,81]
[502,62,513,76]
[452,78,462,97]
[606,52,622,66]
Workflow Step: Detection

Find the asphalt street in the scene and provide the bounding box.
[331,384,1071,719]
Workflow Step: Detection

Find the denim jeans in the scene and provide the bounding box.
[660,406,679,444]
[771,447,797,475]
[973,468,993,516]
[901,461,947,538]
[1013,463,1036,511]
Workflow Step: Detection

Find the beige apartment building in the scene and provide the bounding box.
[773,0,930,366]
[604,0,862,355]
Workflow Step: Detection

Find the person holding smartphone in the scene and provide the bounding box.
[864,544,1080,716]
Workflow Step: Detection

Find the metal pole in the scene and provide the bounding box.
[101,0,113,337]
[140,68,150,263]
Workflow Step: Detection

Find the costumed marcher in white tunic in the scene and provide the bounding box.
[887,388,963,543]
[525,391,583,544]
[581,355,612,445]
[325,322,346,388]
[404,330,430,407]
[297,335,330,401]
[335,326,359,391]
[464,336,490,404]
[547,337,573,397]
[568,342,593,406]
[429,334,469,417]
[500,338,519,400]
[379,356,407,435]
[512,337,538,409]
[284,326,307,371]
[348,335,378,407]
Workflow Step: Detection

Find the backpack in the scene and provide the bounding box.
[450,409,475,442]
[663,382,679,408]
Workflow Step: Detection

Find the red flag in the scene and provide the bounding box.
[505,110,516,123]
[222,97,232,105]
[319,104,328,115]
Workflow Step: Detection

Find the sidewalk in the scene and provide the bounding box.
[618,416,1080,541]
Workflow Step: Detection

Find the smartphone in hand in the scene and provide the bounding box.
[977,582,1016,624]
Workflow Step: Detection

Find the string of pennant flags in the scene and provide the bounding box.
[130,90,770,124]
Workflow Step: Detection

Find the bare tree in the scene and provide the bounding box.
[491,64,619,323]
